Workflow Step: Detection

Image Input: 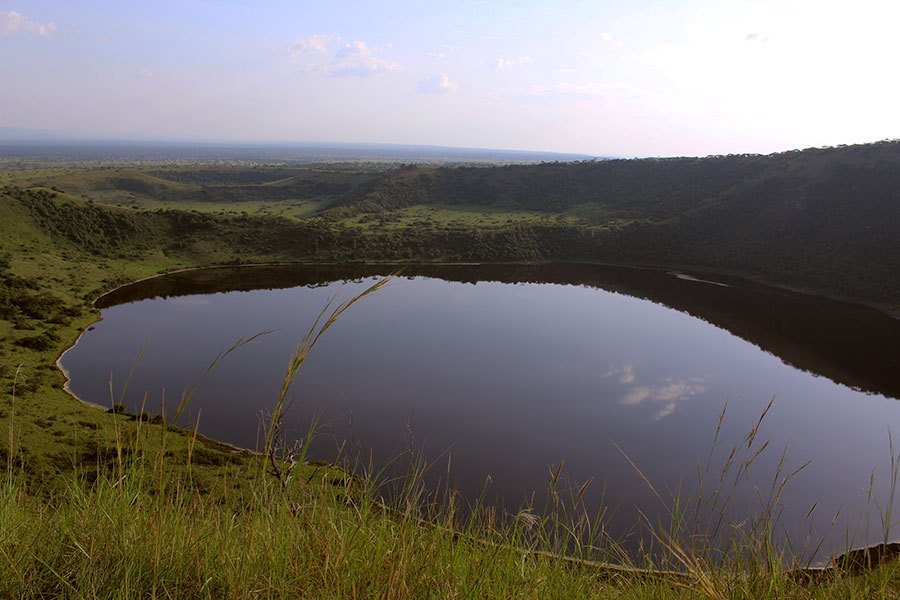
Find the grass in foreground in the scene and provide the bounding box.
[3,279,900,598]
[3,417,900,598]
[2,181,900,597]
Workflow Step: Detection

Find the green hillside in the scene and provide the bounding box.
[2,139,899,482]
[8,141,898,313]
[2,141,900,595]
[324,141,900,311]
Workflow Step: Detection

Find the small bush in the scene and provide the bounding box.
[14,330,60,351]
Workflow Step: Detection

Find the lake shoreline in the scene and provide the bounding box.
[53,257,900,575]
[92,259,900,319]
[60,257,898,421]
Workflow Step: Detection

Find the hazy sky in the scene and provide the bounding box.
[2,0,898,156]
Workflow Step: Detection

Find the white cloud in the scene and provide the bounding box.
[295,39,404,77]
[426,51,447,60]
[0,10,56,36]
[138,68,154,79]
[493,55,532,71]
[418,73,457,94]
[288,34,338,60]
[599,32,613,42]
[619,378,707,421]
[744,33,769,42]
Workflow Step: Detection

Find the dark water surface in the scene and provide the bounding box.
[63,263,900,558]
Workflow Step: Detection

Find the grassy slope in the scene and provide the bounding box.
[2,160,900,595]
[0,190,257,493]
[3,142,899,481]
[0,189,680,598]
[10,141,899,314]
[16,165,383,209]
[323,143,900,312]
[5,461,899,598]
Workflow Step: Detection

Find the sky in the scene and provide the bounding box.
[1,0,899,157]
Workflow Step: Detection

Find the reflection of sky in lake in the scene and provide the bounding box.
[63,275,900,559]
[611,367,708,421]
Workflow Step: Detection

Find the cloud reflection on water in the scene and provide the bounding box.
[602,364,636,384]
[605,364,706,420]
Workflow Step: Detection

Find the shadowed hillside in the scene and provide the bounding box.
[3,140,899,312]
[324,141,900,310]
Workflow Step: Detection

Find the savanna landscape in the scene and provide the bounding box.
[3,1,900,598]
[1,140,899,597]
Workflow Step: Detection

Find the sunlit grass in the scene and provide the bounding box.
[2,181,900,597]
[4,278,900,598]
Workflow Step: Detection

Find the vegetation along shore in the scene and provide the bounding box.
[2,141,900,597]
